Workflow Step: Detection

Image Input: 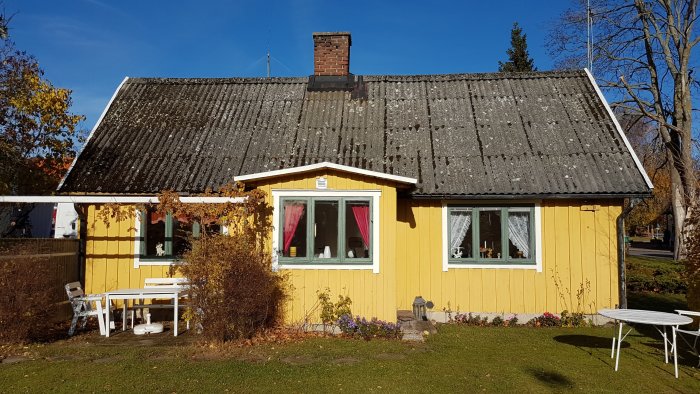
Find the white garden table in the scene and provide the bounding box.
[104,287,185,337]
[599,308,693,378]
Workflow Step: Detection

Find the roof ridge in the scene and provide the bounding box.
[125,70,587,85]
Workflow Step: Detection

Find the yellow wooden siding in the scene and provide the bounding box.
[83,205,172,302]
[251,169,398,323]
[395,199,622,315]
[85,170,398,323]
[84,172,621,323]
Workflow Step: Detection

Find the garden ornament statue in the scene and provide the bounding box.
[413,296,427,320]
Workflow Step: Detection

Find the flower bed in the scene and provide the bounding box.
[336,314,402,340]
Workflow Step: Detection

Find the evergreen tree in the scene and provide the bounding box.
[498,22,537,72]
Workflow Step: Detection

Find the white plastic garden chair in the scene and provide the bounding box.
[675,310,700,366]
[65,282,113,336]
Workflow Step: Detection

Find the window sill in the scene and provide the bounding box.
[134,258,182,268]
[275,263,374,270]
[447,262,538,270]
[449,258,535,264]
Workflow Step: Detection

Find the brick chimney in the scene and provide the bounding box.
[313,32,351,76]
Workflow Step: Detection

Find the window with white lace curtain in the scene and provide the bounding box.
[445,205,538,268]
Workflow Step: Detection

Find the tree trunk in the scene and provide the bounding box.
[671,176,687,260]
[671,43,697,260]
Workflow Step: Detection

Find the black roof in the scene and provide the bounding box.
[59,70,651,197]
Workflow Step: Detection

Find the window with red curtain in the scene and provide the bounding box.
[282,200,307,257]
[280,197,371,263]
[345,201,370,259]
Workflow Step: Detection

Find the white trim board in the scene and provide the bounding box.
[58,77,130,191]
[584,68,654,190]
[235,162,417,185]
[441,201,543,272]
[0,196,246,204]
[271,190,381,274]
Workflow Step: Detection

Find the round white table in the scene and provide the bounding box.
[599,308,693,378]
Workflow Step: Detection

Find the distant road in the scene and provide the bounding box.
[628,246,673,260]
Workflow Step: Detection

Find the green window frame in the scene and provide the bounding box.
[447,205,536,265]
[278,196,373,265]
[139,209,202,261]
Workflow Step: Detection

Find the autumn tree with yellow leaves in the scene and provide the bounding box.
[0,15,84,195]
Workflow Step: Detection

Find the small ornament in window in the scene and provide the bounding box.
[155,242,165,256]
[452,246,463,258]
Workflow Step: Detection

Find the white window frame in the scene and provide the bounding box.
[271,190,381,274]
[441,201,542,272]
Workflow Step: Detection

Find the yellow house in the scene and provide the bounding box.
[57,32,652,323]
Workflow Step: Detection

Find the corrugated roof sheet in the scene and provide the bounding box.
[59,71,651,197]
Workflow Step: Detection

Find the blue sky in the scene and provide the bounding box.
[8,0,572,130]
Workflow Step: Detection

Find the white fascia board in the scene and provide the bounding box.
[584,68,654,190]
[235,162,418,185]
[57,77,130,191]
[0,196,246,204]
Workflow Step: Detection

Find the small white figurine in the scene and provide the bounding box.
[452,246,463,258]
[156,242,165,256]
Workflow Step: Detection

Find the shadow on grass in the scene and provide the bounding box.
[553,334,630,349]
[524,367,573,388]
[630,326,700,368]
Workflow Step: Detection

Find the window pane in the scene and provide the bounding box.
[173,213,193,257]
[144,209,166,257]
[449,209,473,258]
[314,200,339,259]
[202,223,221,237]
[478,209,502,259]
[345,201,370,259]
[508,211,531,259]
[282,200,307,258]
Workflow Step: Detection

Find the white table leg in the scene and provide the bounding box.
[105,294,111,338]
[174,295,179,337]
[611,324,617,358]
[122,301,127,331]
[95,300,105,336]
[615,322,623,371]
[673,326,679,379]
[663,326,669,363]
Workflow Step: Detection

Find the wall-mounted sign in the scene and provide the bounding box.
[316,177,328,189]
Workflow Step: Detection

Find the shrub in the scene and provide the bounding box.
[684,210,700,313]
[159,187,288,342]
[452,313,518,327]
[0,245,54,344]
[626,256,687,294]
[453,312,489,326]
[179,233,287,341]
[560,310,588,327]
[527,312,561,327]
[336,314,402,340]
[317,288,352,326]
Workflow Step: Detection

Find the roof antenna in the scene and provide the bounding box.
[587,0,593,74]
[266,27,271,78]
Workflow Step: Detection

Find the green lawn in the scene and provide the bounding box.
[1,324,699,393]
[1,253,694,393]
